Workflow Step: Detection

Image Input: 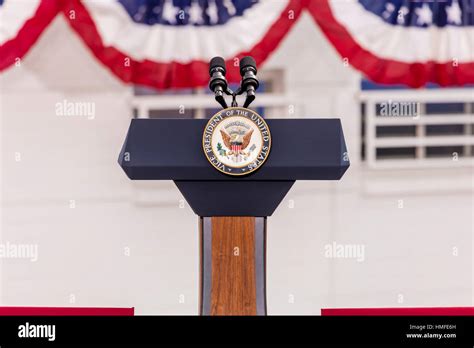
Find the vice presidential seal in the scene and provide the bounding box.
[203,107,271,176]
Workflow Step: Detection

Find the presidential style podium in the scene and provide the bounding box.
[118,117,349,315]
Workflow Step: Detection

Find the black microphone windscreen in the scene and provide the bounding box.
[209,56,226,74]
[240,56,257,73]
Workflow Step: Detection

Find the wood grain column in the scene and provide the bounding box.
[199,217,266,316]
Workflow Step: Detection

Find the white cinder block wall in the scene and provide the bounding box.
[0,13,472,314]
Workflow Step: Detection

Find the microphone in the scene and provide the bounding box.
[239,56,259,108]
[209,56,232,109]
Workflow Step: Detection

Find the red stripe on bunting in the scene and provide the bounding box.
[62,0,305,89]
[0,0,61,72]
[307,0,474,87]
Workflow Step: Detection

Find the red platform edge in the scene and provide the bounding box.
[322,307,474,316]
[0,307,134,316]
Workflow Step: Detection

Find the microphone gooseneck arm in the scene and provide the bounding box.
[213,85,228,109]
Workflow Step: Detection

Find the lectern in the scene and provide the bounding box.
[118,116,349,315]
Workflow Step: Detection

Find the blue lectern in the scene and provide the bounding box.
[119,117,349,315]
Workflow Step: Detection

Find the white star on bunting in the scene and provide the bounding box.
[397,6,409,25]
[382,3,395,19]
[162,0,178,24]
[223,0,236,16]
[415,3,433,25]
[134,5,147,21]
[189,0,203,24]
[446,0,462,25]
[207,0,219,24]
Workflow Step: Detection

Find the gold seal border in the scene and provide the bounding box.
[202,107,272,176]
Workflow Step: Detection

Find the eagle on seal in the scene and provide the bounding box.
[220,129,253,155]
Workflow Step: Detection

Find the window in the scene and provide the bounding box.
[360,84,474,169]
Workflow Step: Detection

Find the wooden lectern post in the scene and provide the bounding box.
[200,217,266,315]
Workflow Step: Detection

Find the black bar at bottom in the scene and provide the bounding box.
[0,316,473,345]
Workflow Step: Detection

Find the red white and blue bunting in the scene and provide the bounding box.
[1,0,473,88]
[308,0,474,87]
